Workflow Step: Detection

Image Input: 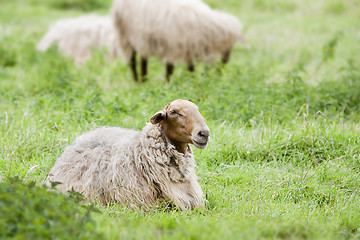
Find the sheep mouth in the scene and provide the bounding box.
[192,138,209,149]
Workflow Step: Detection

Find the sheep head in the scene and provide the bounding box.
[150,99,210,153]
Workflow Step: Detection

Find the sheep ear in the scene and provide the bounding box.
[150,110,166,124]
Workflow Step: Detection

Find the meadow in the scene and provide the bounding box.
[1,0,360,239]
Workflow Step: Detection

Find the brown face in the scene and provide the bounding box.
[150,99,210,151]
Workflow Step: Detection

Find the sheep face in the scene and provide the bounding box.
[150,99,210,153]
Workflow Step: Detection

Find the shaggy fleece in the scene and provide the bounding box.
[48,123,204,210]
[37,15,123,65]
[112,0,243,64]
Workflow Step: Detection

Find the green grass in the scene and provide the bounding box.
[1,0,360,239]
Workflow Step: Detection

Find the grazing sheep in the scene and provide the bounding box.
[37,14,123,65]
[112,0,248,82]
[47,99,210,210]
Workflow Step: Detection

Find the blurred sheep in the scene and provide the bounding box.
[112,0,248,82]
[37,14,123,65]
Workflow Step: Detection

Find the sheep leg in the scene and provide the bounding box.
[187,62,195,72]
[130,51,138,82]
[221,50,231,64]
[165,63,174,82]
[140,57,147,82]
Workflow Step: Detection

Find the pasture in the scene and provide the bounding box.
[1,0,360,239]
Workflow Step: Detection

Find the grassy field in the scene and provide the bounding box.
[1,0,360,239]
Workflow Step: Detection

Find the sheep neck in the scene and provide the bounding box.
[159,125,189,155]
[171,141,189,155]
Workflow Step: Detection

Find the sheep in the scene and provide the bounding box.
[37,14,123,65]
[111,0,248,82]
[47,99,210,210]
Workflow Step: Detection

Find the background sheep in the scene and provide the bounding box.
[37,14,123,65]
[112,0,248,82]
[47,99,210,210]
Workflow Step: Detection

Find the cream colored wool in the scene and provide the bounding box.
[47,124,204,210]
[37,15,123,65]
[112,0,245,64]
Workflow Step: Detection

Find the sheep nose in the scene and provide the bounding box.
[198,129,210,140]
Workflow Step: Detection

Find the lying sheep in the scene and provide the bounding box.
[37,14,123,65]
[112,0,248,82]
[47,99,210,210]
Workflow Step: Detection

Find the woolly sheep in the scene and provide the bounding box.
[112,0,248,82]
[47,99,210,210]
[37,14,123,65]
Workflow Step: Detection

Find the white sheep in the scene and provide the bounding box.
[47,99,210,210]
[37,14,123,65]
[112,0,248,82]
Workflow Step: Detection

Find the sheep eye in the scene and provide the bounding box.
[170,110,178,115]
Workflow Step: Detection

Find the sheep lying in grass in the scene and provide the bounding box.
[37,14,122,65]
[112,0,248,82]
[47,99,210,210]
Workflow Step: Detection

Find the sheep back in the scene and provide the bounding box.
[37,15,123,65]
